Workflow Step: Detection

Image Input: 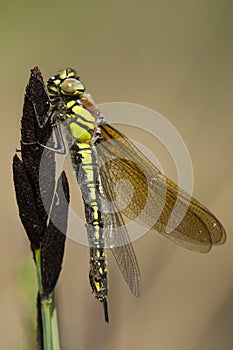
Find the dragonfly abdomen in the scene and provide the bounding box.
[70,142,109,321]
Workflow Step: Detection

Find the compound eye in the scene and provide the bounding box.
[60,78,84,95]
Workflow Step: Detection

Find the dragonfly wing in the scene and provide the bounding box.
[103,209,141,297]
[96,123,226,253]
[98,146,141,296]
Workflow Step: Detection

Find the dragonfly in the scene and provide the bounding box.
[25,68,226,323]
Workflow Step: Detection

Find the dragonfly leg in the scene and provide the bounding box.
[25,92,53,129]
[25,77,54,129]
[22,123,66,155]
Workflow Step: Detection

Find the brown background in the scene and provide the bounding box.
[1,0,233,349]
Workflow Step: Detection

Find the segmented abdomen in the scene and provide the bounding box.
[70,140,108,303]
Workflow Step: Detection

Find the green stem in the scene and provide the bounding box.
[51,293,61,350]
[34,248,53,350]
[41,296,53,350]
[34,249,43,294]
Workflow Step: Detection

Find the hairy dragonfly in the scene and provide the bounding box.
[24,68,226,323]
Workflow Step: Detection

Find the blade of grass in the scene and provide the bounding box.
[41,296,53,350]
[35,249,42,293]
[51,293,61,350]
[35,248,51,349]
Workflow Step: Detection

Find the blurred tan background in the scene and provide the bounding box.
[1,0,233,349]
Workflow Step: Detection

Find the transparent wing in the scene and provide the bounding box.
[103,209,141,297]
[96,123,226,253]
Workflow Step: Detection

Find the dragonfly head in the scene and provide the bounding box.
[47,68,85,97]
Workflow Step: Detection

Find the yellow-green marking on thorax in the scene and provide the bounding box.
[69,104,95,144]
